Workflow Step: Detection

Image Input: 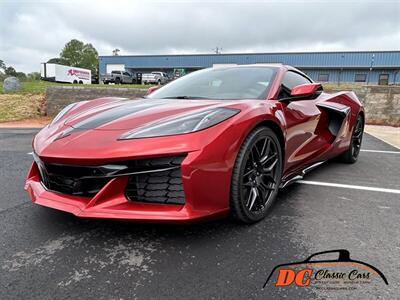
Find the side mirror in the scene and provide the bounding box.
[290,83,322,98]
[145,86,159,96]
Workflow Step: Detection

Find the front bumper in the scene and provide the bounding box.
[24,152,231,223]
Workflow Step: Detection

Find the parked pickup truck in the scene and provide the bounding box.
[102,70,136,84]
[142,72,170,85]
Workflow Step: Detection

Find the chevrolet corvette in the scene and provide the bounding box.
[25,64,364,223]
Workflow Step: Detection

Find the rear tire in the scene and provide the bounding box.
[73,80,78,84]
[115,77,121,84]
[339,114,364,164]
[230,127,282,223]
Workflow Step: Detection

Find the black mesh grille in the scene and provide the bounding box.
[36,156,186,204]
[125,157,185,205]
[39,164,111,197]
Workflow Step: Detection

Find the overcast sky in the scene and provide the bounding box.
[0,0,399,73]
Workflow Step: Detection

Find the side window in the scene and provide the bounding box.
[123,72,130,76]
[282,71,312,90]
[279,71,312,99]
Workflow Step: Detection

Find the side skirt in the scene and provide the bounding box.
[279,161,326,188]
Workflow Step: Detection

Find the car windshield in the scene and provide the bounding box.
[147,67,277,100]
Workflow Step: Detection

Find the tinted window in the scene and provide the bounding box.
[147,67,277,100]
[123,72,130,76]
[282,71,312,90]
[318,73,329,82]
[111,71,121,74]
[355,74,367,82]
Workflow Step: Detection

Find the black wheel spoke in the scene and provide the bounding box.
[260,138,269,157]
[263,157,278,172]
[250,149,256,165]
[246,187,258,211]
[260,153,277,166]
[258,181,274,200]
[243,168,255,177]
[242,180,253,187]
[253,143,261,159]
[259,140,271,164]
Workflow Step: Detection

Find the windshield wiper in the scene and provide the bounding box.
[161,96,209,99]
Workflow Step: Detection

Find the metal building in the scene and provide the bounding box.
[99,50,400,84]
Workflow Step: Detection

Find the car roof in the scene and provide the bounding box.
[212,63,283,69]
[210,63,304,73]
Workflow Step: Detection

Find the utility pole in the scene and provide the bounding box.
[338,54,345,86]
[212,47,222,54]
[367,54,375,85]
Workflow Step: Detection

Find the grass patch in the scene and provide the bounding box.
[1,80,152,94]
[0,93,45,122]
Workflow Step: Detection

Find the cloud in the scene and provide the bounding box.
[0,0,399,73]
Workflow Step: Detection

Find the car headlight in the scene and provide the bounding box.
[50,103,77,126]
[119,107,240,139]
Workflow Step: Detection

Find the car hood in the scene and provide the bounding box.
[61,98,241,131]
[34,97,277,164]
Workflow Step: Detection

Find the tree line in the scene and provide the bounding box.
[1,39,98,81]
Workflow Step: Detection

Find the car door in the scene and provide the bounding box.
[123,72,131,83]
[279,71,324,173]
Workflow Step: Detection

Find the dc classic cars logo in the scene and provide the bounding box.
[263,249,388,291]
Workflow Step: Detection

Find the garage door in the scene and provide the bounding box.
[106,64,125,74]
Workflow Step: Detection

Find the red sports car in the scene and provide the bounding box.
[25,65,364,223]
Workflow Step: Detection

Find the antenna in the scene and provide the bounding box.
[212,47,222,54]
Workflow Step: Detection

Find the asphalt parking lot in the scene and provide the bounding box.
[0,129,399,299]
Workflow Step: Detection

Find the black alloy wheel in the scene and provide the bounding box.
[339,114,364,163]
[351,116,364,160]
[231,127,282,223]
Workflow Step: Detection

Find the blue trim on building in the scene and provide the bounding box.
[99,51,400,84]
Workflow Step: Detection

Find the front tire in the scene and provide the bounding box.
[230,127,282,223]
[339,114,364,163]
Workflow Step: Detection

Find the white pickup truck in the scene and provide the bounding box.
[141,72,170,85]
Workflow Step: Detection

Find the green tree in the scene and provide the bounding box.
[47,57,68,65]
[5,66,17,76]
[59,39,98,74]
[0,59,5,72]
[28,72,41,80]
[16,71,27,80]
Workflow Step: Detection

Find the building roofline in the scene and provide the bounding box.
[119,65,400,70]
[99,50,400,58]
